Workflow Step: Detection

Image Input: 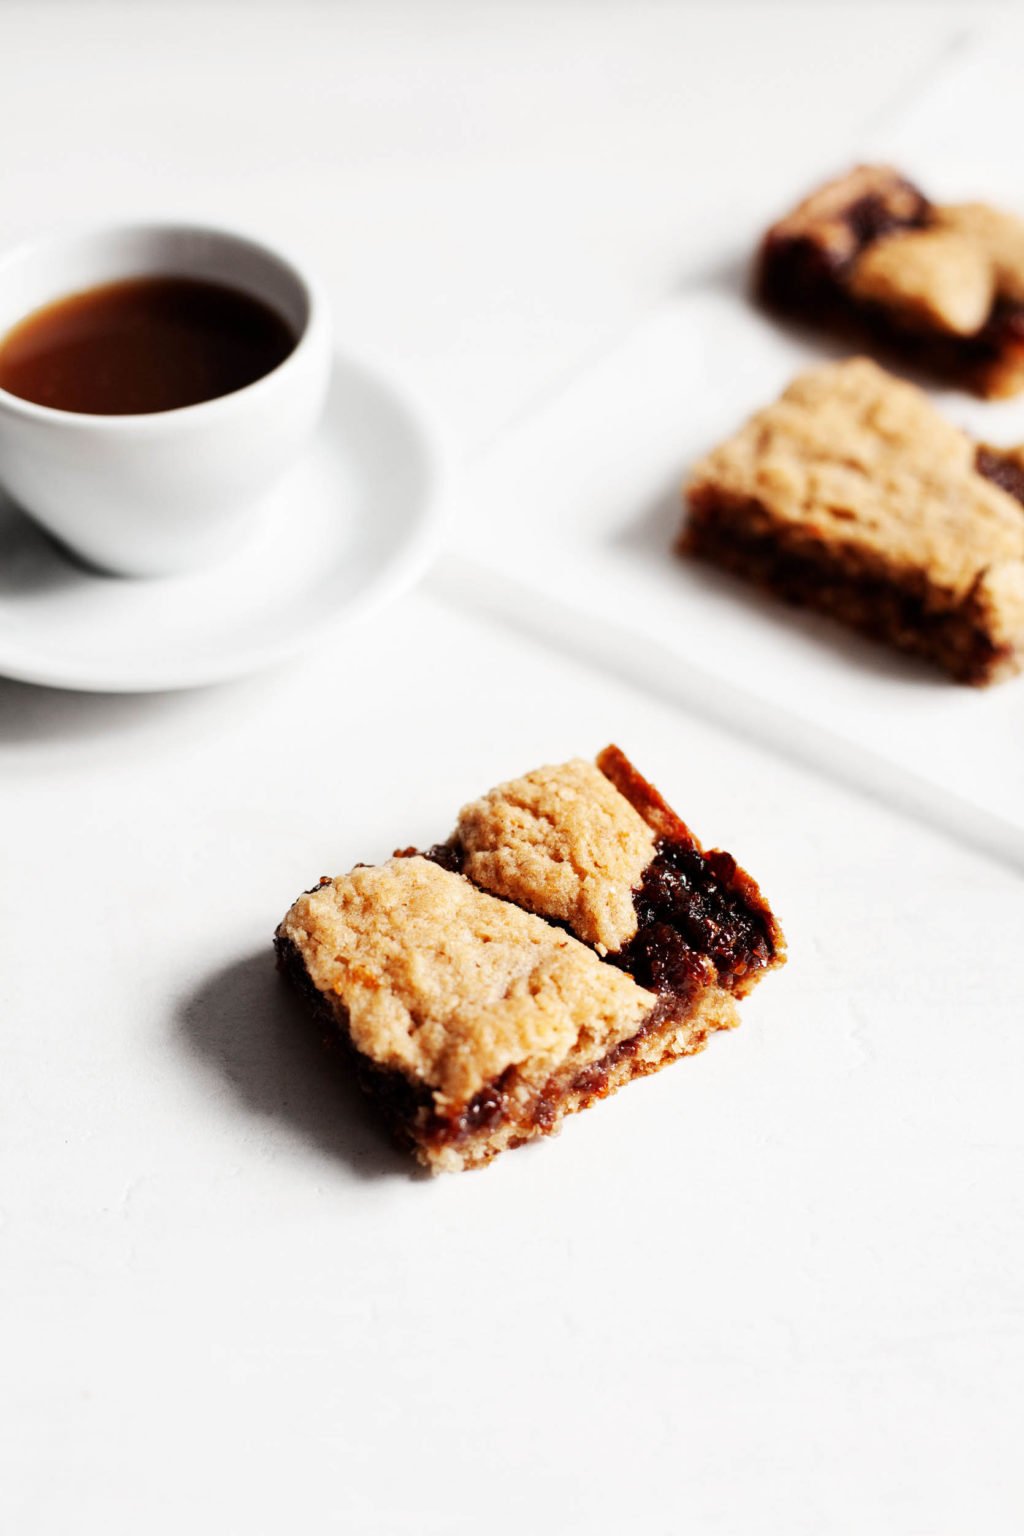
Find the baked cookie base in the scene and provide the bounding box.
[276,931,738,1173]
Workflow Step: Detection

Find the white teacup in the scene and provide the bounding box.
[0,223,331,576]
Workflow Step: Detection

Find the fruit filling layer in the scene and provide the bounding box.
[614,839,778,996]
[421,833,778,1001]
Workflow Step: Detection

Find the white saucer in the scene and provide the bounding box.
[0,351,451,692]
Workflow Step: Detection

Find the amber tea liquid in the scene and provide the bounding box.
[0,276,297,415]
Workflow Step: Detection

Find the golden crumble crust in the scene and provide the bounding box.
[687,358,1024,604]
[277,856,655,1106]
[935,202,1024,305]
[847,227,994,336]
[971,560,1024,648]
[455,758,657,954]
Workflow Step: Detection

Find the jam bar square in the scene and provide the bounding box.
[683,358,1024,684]
[276,748,784,1173]
[757,164,1024,398]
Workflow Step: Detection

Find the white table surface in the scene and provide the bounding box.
[2,5,1023,1533]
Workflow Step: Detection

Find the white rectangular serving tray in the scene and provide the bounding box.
[453,284,1024,866]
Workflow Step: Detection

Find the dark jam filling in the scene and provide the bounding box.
[976,446,1024,508]
[613,838,774,996]
[448,1065,517,1143]
[843,189,930,255]
[759,182,930,312]
[976,295,1024,358]
[419,838,772,996]
[402,834,775,1148]
[418,841,464,874]
[687,505,1009,684]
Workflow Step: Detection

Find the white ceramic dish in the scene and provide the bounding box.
[0,222,332,576]
[454,286,1024,856]
[0,349,450,691]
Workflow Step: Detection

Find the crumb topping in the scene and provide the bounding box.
[936,202,1024,305]
[687,358,1024,600]
[455,758,657,953]
[277,856,655,1105]
[847,227,994,335]
[768,163,928,270]
[765,167,1024,336]
[970,561,1024,646]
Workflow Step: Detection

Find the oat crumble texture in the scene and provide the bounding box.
[456,758,657,953]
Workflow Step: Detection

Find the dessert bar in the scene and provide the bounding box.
[757,164,1024,398]
[275,747,785,1172]
[683,358,1024,684]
